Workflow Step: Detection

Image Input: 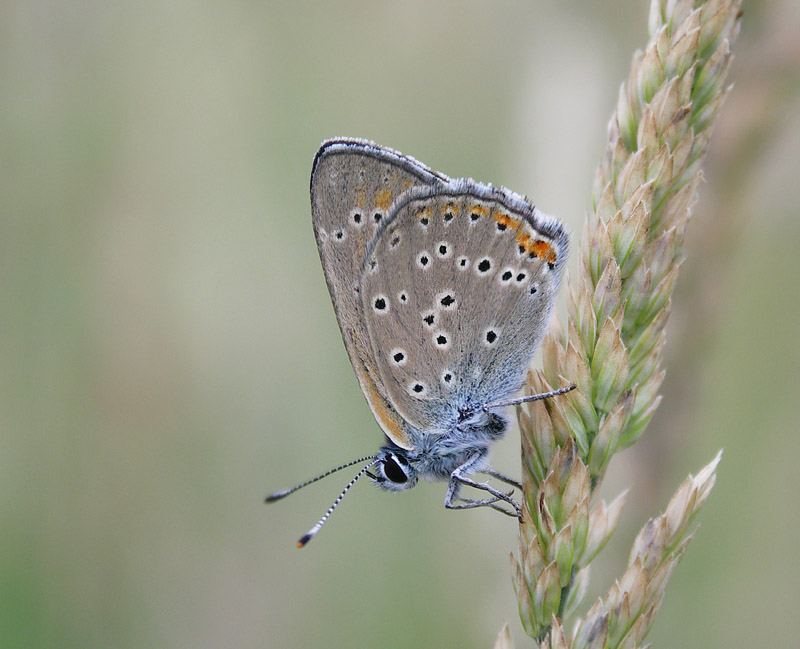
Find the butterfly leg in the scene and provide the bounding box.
[451,474,519,516]
[444,474,502,509]
[451,494,519,517]
[445,455,523,520]
[479,468,522,491]
[445,488,508,512]
[451,473,523,520]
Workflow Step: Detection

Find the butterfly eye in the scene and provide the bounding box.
[383,456,408,483]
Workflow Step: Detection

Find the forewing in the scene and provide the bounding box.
[310,138,448,448]
[360,180,569,433]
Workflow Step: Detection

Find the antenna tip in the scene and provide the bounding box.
[297,533,312,548]
[265,489,290,503]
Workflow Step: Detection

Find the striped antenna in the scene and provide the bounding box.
[265,455,377,503]
[482,384,576,411]
[297,458,381,548]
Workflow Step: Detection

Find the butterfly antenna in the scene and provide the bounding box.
[297,458,381,548]
[482,384,576,411]
[265,455,377,503]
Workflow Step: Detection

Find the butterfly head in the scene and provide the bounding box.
[370,447,419,491]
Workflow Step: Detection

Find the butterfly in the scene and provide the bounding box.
[267,138,572,546]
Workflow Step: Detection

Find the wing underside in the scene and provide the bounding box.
[310,139,448,448]
[360,181,568,433]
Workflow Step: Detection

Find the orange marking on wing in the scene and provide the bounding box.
[469,204,489,216]
[441,202,459,216]
[515,229,556,262]
[374,188,393,211]
[415,206,432,220]
[530,240,552,259]
[356,188,367,210]
[364,376,410,448]
[493,211,522,231]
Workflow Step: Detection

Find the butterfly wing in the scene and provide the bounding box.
[310,138,449,449]
[360,180,568,433]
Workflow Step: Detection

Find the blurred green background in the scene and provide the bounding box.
[2,1,798,647]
